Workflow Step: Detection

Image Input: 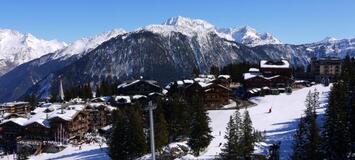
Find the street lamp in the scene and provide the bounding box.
[145,101,157,160]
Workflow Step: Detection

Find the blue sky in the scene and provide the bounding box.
[1,0,354,44]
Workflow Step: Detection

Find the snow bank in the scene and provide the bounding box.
[28,143,109,160]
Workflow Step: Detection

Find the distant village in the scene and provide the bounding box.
[0,57,343,157]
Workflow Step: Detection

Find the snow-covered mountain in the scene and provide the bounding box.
[0,28,67,75]
[303,37,355,58]
[50,28,126,60]
[149,16,282,47]
[23,25,307,100]
[0,28,126,102]
[0,16,354,102]
[218,26,282,47]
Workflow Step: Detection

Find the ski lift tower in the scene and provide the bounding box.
[145,101,157,160]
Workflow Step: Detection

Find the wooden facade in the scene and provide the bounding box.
[24,122,50,141]
[260,60,292,78]
[85,105,111,131]
[213,76,232,88]
[185,82,231,109]
[0,105,91,144]
[244,75,293,89]
[203,83,231,109]
[0,102,31,115]
[244,76,271,89]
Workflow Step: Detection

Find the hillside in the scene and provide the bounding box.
[13,84,331,160]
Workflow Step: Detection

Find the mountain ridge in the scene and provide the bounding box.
[0,16,354,102]
[0,28,67,75]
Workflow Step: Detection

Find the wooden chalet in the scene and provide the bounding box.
[48,105,89,142]
[243,61,293,96]
[24,121,51,141]
[0,103,90,144]
[259,60,292,78]
[185,82,232,109]
[203,83,231,109]
[85,104,112,131]
[117,79,163,96]
[214,75,232,88]
[0,102,31,115]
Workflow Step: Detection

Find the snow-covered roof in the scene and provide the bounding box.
[218,75,231,79]
[248,68,260,72]
[262,86,270,90]
[198,82,213,88]
[148,92,164,96]
[264,75,281,80]
[260,60,290,69]
[91,96,111,103]
[183,79,194,84]
[0,101,29,107]
[87,103,116,112]
[244,73,285,81]
[2,103,85,126]
[117,80,140,89]
[117,79,161,89]
[48,104,86,121]
[177,80,184,86]
[162,89,168,95]
[101,124,112,131]
[194,75,215,84]
[294,80,306,83]
[114,96,131,103]
[132,95,147,99]
[243,72,261,80]
[2,117,28,126]
[70,98,84,103]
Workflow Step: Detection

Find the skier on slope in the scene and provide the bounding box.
[268,107,272,113]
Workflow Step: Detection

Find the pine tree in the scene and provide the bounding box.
[188,94,213,156]
[109,108,148,160]
[127,107,148,158]
[304,91,314,118]
[291,90,322,160]
[96,85,101,97]
[220,116,237,159]
[154,100,169,153]
[322,82,352,159]
[305,90,322,160]
[192,67,200,77]
[241,110,254,159]
[220,109,243,159]
[306,114,321,160]
[210,65,220,76]
[291,117,307,160]
[109,110,130,160]
[162,96,192,141]
[24,94,38,108]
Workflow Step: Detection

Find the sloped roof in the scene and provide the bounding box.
[260,60,290,69]
[117,79,161,89]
